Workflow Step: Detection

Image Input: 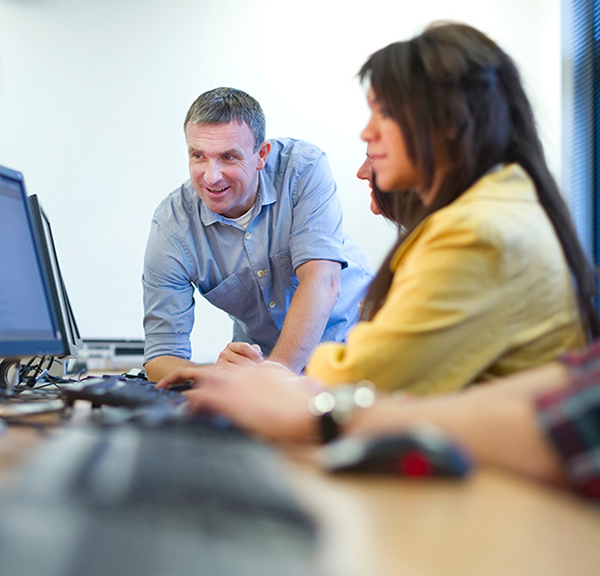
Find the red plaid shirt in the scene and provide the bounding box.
[535,342,600,502]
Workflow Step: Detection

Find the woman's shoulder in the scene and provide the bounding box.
[428,164,538,229]
[453,163,536,208]
[391,164,547,266]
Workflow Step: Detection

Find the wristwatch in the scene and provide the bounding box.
[308,381,376,442]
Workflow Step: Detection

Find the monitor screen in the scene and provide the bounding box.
[0,165,63,369]
[29,194,83,358]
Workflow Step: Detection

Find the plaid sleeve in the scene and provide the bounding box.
[559,339,600,374]
[534,346,600,502]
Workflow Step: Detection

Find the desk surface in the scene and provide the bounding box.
[2,407,600,576]
[284,446,600,576]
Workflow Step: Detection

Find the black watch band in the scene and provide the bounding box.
[318,410,340,443]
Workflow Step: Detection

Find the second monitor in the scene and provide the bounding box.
[28,194,83,360]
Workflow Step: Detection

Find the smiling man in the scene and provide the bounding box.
[142,87,373,382]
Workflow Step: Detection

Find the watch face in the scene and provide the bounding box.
[308,391,336,417]
[308,384,376,443]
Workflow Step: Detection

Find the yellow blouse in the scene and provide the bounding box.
[306,164,585,394]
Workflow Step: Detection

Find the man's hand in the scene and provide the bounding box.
[216,342,264,368]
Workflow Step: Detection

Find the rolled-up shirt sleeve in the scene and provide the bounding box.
[535,345,600,502]
[287,150,348,270]
[142,219,196,363]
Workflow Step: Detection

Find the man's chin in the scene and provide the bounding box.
[196,191,231,213]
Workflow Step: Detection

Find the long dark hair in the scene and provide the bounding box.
[371,179,422,227]
[359,22,599,341]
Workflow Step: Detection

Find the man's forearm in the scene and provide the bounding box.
[269,299,333,373]
[269,260,341,373]
[144,355,201,383]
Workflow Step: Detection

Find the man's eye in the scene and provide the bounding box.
[223,155,235,161]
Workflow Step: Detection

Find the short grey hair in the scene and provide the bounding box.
[184,87,266,151]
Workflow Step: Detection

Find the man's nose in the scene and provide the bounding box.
[204,161,223,185]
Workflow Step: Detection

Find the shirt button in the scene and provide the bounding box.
[268,301,276,308]
[257,270,265,277]
[245,232,252,239]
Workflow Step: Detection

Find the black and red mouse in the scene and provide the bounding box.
[318,423,473,478]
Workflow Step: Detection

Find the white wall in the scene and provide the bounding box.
[0,0,561,363]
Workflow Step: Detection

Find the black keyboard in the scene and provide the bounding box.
[59,375,194,425]
[0,422,321,576]
[60,374,186,409]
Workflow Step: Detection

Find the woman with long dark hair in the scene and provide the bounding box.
[299,22,598,394]
[163,22,598,396]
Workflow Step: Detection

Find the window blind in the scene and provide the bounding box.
[567,0,599,268]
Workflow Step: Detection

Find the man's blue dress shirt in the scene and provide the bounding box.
[142,138,373,363]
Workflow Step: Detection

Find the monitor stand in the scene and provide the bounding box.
[0,359,19,395]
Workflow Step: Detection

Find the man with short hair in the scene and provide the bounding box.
[142,87,373,382]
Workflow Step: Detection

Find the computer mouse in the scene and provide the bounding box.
[317,423,473,478]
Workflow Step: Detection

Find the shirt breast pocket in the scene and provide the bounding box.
[270,251,298,289]
[203,273,256,320]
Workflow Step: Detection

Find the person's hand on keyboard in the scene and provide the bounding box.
[157,359,294,390]
[157,362,321,442]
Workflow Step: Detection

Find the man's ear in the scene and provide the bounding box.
[257,141,271,170]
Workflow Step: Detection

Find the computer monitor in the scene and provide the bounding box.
[28,194,83,360]
[0,165,63,390]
